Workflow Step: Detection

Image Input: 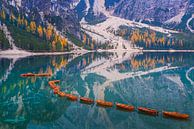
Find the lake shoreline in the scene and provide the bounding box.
[142,50,194,52]
[0,49,89,59]
[1,48,194,59]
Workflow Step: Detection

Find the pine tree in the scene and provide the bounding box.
[167,39,171,46]
[53,33,59,42]
[172,39,175,46]
[52,41,56,51]
[17,14,22,26]
[46,25,53,40]
[150,31,156,43]
[26,26,31,32]
[60,37,67,48]
[130,30,139,46]
[37,25,43,37]
[83,33,87,44]
[0,9,6,20]
[143,31,149,40]
[21,16,25,25]
[30,21,36,33]
[24,19,28,28]
[10,11,15,23]
[92,39,96,49]
[160,37,165,45]
[91,43,94,50]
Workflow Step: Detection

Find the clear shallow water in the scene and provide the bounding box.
[0,52,194,129]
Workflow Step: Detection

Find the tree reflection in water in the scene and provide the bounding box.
[0,52,193,129]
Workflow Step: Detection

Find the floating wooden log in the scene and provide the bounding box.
[21,73,51,77]
[138,107,159,116]
[48,81,54,85]
[51,80,60,83]
[47,80,190,121]
[116,103,135,112]
[80,97,94,104]
[48,80,61,89]
[50,85,57,89]
[96,100,113,107]
[65,94,78,101]
[49,82,57,89]
[163,111,189,120]
[58,91,66,97]
[21,73,35,77]
[53,87,60,94]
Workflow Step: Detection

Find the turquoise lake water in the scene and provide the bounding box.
[0,52,193,129]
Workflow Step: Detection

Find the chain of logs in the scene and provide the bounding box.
[20,73,190,120]
[48,80,190,120]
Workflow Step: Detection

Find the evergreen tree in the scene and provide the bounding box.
[37,25,43,37]
[46,25,53,40]
[17,14,22,27]
[30,21,37,33]
[0,9,6,20]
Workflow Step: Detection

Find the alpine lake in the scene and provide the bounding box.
[0,52,194,129]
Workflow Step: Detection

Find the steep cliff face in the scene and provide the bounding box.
[1,0,193,34]
[2,0,81,36]
[112,0,194,30]
[164,0,194,31]
[75,0,193,31]
[75,0,107,23]
[113,0,188,23]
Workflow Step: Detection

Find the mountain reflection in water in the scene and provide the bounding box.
[0,52,193,129]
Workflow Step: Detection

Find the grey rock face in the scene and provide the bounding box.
[2,0,193,33]
[2,0,81,36]
[73,0,192,28]
[113,0,189,23]
[76,0,193,30]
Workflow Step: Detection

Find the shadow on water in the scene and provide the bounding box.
[0,52,193,129]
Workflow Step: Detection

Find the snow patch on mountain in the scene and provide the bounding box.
[70,0,81,9]
[85,0,90,14]
[168,0,189,24]
[81,15,178,51]
[165,11,186,24]
[93,0,107,15]
[165,1,188,24]
[79,0,91,21]
[81,16,137,51]
[9,0,22,8]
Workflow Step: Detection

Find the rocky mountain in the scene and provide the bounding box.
[113,0,187,22]
[113,0,194,30]
[1,0,193,33]
[1,0,81,36]
[74,0,193,31]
